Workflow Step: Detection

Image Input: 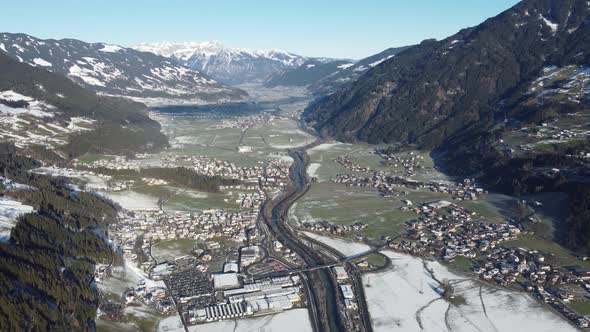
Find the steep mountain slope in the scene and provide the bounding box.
[264,58,355,87]
[133,41,307,84]
[308,46,411,95]
[263,46,411,94]
[0,51,168,157]
[304,0,589,147]
[0,33,247,105]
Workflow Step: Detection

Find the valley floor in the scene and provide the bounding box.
[17,84,584,331]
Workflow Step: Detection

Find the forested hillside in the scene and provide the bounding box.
[304,0,589,146]
[0,143,118,331]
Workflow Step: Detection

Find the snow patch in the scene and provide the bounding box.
[301,231,370,256]
[32,58,52,67]
[0,90,55,118]
[99,44,124,53]
[99,190,160,211]
[540,15,558,32]
[337,63,354,70]
[0,197,34,242]
[307,163,321,179]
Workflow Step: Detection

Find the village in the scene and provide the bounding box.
[331,148,487,201]
[389,198,590,329]
[88,144,314,326]
[314,146,590,329]
[211,112,278,130]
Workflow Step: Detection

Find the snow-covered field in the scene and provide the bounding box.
[188,308,312,332]
[301,231,370,256]
[99,190,160,211]
[0,90,55,118]
[269,153,294,164]
[364,250,576,332]
[32,166,110,190]
[0,197,34,242]
[268,138,313,149]
[307,162,320,179]
[307,141,349,153]
[157,314,184,332]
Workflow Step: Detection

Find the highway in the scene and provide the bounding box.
[261,146,345,332]
[250,244,388,279]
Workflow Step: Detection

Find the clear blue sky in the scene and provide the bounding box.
[1,0,520,59]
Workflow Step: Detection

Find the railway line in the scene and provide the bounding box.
[259,138,375,332]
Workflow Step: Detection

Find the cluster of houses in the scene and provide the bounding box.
[388,199,590,329]
[332,169,486,202]
[106,207,260,287]
[236,190,265,210]
[333,266,356,309]
[334,155,371,173]
[162,155,263,180]
[107,177,169,192]
[522,124,580,142]
[374,149,425,176]
[301,220,368,235]
[73,155,137,170]
[399,201,521,259]
[474,246,590,328]
[110,209,259,254]
[78,153,289,191]
[330,264,369,331]
[211,113,277,130]
[124,280,176,314]
[261,158,290,189]
[271,241,306,267]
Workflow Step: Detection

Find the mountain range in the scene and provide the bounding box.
[0,33,247,105]
[264,58,355,89]
[0,51,168,158]
[266,46,411,95]
[133,41,308,84]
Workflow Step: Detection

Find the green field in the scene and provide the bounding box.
[365,253,388,268]
[307,141,450,183]
[156,114,313,168]
[292,182,419,240]
[77,153,115,164]
[151,239,201,263]
[449,255,474,272]
[569,301,590,316]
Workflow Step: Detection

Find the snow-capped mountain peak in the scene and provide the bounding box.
[134,41,225,60]
[133,41,308,84]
